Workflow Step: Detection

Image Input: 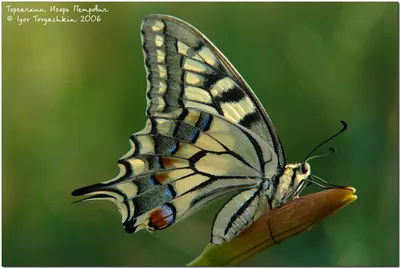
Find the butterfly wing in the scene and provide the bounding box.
[72,14,283,242]
[72,110,275,233]
[142,14,286,167]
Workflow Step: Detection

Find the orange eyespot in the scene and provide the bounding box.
[154,172,169,183]
[148,204,175,230]
[161,157,175,168]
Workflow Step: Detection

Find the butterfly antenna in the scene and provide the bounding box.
[304,120,347,162]
[306,147,336,162]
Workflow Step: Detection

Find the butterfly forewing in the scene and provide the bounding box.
[141,15,285,167]
[72,14,286,244]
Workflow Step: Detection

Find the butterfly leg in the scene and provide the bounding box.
[266,196,281,244]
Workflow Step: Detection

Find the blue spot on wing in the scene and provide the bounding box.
[169,143,178,154]
[149,176,158,185]
[200,115,210,130]
[190,129,200,143]
[164,185,176,199]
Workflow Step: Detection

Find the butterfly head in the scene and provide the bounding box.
[287,162,311,195]
[270,162,311,209]
[272,121,349,207]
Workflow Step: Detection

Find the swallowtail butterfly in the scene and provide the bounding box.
[72,14,345,245]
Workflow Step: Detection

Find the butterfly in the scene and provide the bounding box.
[72,14,346,245]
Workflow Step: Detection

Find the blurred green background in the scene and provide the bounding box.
[2,2,398,266]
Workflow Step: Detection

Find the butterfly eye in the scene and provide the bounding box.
[301,163,309,174]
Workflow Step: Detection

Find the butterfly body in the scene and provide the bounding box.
[72,14,313,245]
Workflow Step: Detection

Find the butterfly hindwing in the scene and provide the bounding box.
[72,109,277,236]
